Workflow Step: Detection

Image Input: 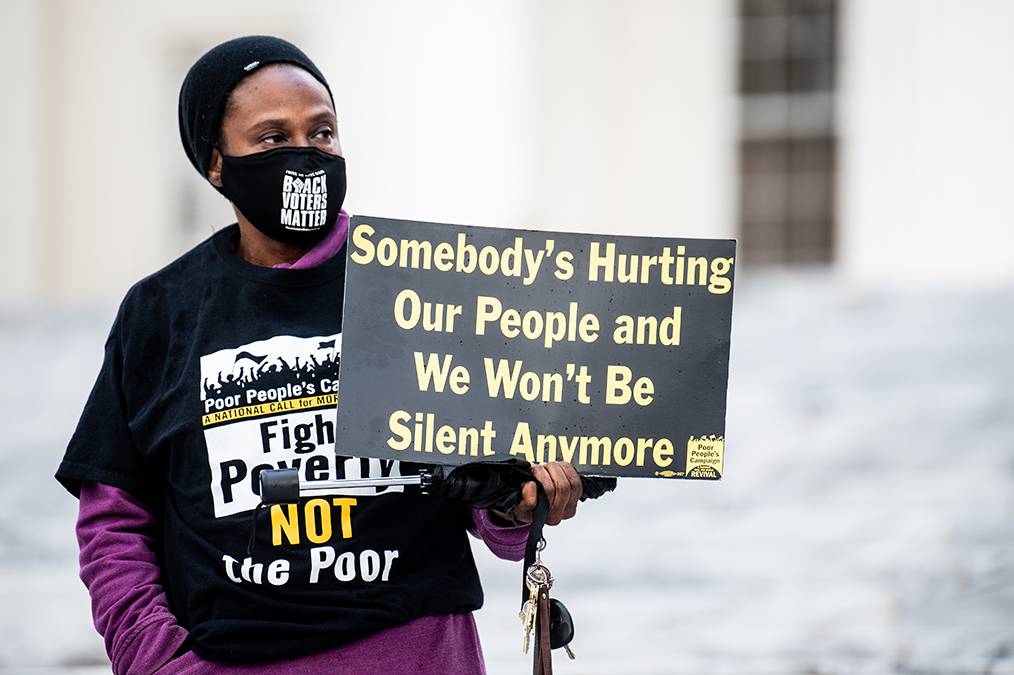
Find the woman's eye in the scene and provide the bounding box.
[315,128,334,140]
[262,133,286,144]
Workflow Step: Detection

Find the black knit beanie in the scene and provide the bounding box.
[178,35,335,193]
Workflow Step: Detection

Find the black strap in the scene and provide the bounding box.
[245,501,268,556]
[521,480,550,606]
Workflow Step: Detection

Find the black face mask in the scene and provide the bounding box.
[219,146,346,245]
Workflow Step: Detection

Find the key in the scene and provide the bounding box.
[521,591,538,653]
[519,598,535,653]
[521,573,542,654]
[522,564,549,653]
[521,562,553,654]
[518,599,532,625]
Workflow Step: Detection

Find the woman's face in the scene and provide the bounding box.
[207,63,341,188]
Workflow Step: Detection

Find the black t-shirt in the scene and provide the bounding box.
[56,224,483,662]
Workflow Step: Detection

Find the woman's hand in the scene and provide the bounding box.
[493,462,583,526]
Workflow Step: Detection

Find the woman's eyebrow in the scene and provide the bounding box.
[306,109,337,124]
[248,110,335,133]
[248,117,292,133]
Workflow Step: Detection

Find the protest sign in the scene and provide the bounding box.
[335,216,735,479]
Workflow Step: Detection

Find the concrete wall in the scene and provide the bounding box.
[6,0,1014,298]
[839,0,1014,286]
[0,1,44,298]
[528,0,736,240]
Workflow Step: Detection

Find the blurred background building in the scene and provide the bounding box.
[4,0,1012,304]
[1,1,1012,674]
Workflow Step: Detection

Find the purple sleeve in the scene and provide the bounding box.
[77,480,189,675]
[467,508,530,561]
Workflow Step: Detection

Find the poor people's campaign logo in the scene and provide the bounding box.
[281,169,328,230]
[199,333,406,518]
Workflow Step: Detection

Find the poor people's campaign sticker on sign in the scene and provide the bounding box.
[334,216,736,480]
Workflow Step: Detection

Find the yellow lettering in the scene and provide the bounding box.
[270,504,300,546]
[509,422,535,462]
[387,410,411,450]
[331,498,357,539]
[349,223,375,264]
[304,498,332,544]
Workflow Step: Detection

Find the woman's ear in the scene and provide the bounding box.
[207,146,224,188]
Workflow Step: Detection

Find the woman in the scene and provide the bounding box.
[56,35,582,674]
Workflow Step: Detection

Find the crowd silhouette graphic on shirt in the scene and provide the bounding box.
[201,339,340,403]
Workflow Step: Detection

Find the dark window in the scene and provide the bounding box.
[737,0,838,264]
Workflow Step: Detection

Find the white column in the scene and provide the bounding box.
[840,0,1014,285]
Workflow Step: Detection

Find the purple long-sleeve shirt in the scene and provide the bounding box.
[75,210,530,673]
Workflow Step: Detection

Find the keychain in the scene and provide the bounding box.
[520,538,577,675]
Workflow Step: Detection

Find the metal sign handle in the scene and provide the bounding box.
[259,467,435,504]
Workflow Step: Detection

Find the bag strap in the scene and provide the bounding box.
[534,585,554,675]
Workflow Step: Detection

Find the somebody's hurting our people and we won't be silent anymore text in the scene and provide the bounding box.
[334,217,736,481]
